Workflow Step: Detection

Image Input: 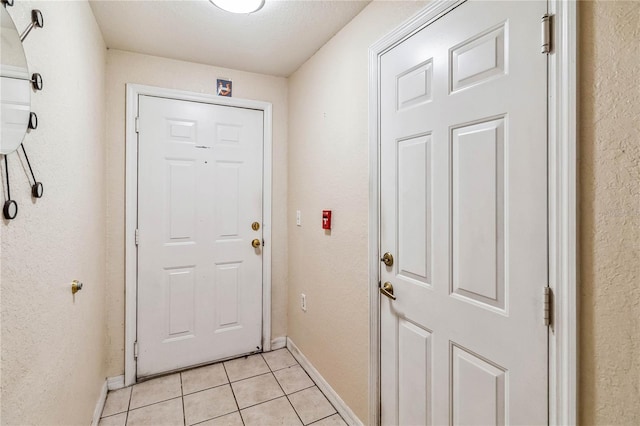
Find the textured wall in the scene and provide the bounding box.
[0,1,108,425]
[579,2,640,424]
[104,50,289,376]
[287,2,427,423]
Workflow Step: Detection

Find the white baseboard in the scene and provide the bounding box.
[287,338,363,426]
[91,380,108,426]
[107,375,126,390]
[270,336,287,350]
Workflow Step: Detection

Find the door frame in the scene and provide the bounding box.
[367,1,578,425]
[124,84,273,386]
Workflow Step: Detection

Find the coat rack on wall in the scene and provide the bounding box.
[1,0,44,220]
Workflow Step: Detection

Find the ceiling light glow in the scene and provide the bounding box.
[210,0,265,14]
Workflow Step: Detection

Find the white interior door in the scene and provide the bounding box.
[137,95,264,378]
[380,1,548,424]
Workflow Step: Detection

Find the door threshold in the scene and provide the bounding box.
[136,349,262,384]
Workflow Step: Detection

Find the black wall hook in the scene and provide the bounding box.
[20,9,43,42]
[28,112,37,130]
[2,157,18,220]
[31,73,43,91]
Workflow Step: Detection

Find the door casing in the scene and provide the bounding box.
[124,84,273,386]
[368,1,578,425]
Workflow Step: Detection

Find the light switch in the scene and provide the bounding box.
[296,210,301,226]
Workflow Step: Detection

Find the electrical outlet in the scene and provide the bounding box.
[296,210,301,226]
[301,293,307,312]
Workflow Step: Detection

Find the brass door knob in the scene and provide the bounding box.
[252,239,261,248]
[381,252,394,266]
[71,280,83,294]
[380,282,396,300]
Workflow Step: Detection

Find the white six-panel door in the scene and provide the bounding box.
[137,96,264,378]
[380,1,548,424]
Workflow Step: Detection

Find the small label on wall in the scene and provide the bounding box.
[217,79,232,97]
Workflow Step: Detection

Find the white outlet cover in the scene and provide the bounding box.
[296,210,301,226]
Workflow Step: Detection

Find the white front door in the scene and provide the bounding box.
[380,1,548,424]
[137,95,264,378]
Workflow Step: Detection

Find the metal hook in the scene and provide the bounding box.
[19,145,43,198]
[20,9,43,42]
[2,156,18,220]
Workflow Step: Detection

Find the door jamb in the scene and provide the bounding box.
[367,1,578,424]
[124,84,273,386]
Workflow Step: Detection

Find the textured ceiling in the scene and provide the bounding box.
[89,0,371,77]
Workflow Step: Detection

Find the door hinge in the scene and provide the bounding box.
[541,14,552,54]
[544,287,553,327]
[134,341,139,359]
[135,228,139,246]
[135,116,140,133]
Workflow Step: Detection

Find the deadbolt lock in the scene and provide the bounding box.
[381,252,394,267]
[251,222,260,231]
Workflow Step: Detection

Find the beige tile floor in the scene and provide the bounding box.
[99,349,347,426]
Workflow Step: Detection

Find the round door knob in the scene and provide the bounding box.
[71,280,83,294]
[252,239,261,248]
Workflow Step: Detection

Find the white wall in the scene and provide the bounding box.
[287,1,427,422]
[0,1,108,424]
[104,50,289,376]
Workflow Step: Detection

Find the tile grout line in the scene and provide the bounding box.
[223,360,246,426]
[262,352,307,425]
[236,393,291,412]
[231,371,273,386]
[125,395,184,413]
[227,368,274,384]
[307,413,343,426]
[182,377,237,397]
[189,409,241,426]
[180,372,186,426]
[125,384,133,425]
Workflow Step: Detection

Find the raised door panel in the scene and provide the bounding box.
[450,24,507,93]
[164,267,196,341]
[397,134,432,287]
[215,262,243,332]
[398,320,432,426]
[215,162,241,238]
[167,160,197,241]
[451,118,505,311]
[451,344,506,426]
[397,59,433,111]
